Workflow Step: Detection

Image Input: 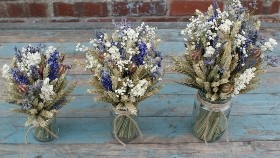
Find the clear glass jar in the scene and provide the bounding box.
[110,106,139,143]
[33,115,59,142]
[192,90,232,142]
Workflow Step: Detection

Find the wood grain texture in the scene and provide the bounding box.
[0,22,279,157]
[1,115,280,144]
[0,141,280,158]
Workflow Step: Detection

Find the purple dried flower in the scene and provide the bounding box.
[116,42,126,59]
[249,0,258,10]
[21,102,32,110]
[212,1,220,18]
[100,70,112,91]
[150,66,162,80]
[132,42,148,66]
[51,99,66,110]
[154,51,163,67]
[48,50,60,81]
[10,68,29,85]
[30,65,41,79]
[204,57,215,66]
[25,44,46,54]
[96,31,104,41]
[14,46,22,62]
[138,42,147,56]
[113,18,131,31]
[217,66,228,74]
[264,55,280,67]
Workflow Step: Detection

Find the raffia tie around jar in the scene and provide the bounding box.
[111,106,142,146]
[25,115,58,144]
[193,91,232,144]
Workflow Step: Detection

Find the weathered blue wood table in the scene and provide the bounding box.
[0,22,279,157]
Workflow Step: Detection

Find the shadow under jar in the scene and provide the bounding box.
[192,90,232,142]
[33,115,59,142]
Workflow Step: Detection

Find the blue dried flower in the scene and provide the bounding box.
[21,102,32,110]
[10,68,29,85]
[14,46,22,62]
[115,42,126,59]
[29,80,43,91]
[30,65,41,79]
[138,42,147,56]
[25,44,46,54]
[217,66,228,74]
[132,42,148,66]
[212,1,219,17]
[25,80,43,99]
[96,31,104,41]
[97,44,105,52]
[249,0,258,10]
[132,55,144,66]
[113,19,131,31]
[155,51,163,67]
[248,30,258,45]
[204,57,215,66]
[48,50,60,81]
[100,70,112,91]
[51,99,66,110]
[150,66,162,80]
[264,55,280,67]
[119,48,126,59]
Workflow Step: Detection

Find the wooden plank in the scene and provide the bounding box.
[0,22,279,30]
[0,141,279,158]
[0,29,183,43]
[1,93,280,118]
[0,22,193,30]
[0,42,186,58]
[1,40,279,58]
[0,23,279,156]
[0,115,280,144]
[0,26,279,57]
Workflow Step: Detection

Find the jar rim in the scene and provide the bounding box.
[198,90,231,104]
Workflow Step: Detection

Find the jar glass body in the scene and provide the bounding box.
[110,106,139,143]
[33,115,59,142]
[192,90,232,142]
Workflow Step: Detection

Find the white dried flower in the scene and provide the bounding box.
[40,78,55,101]
[232,67,256,96]
[204,46,215,57]
[2,64,11,79]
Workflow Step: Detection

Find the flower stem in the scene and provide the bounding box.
[113,115,138,142]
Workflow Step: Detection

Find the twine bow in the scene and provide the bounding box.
[111,106,142,146]
[25,117,58,144]
[196,93,231,144]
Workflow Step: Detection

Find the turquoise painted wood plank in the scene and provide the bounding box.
[0,22,279,30]
[0,42,186,58]
[1,93,280,118]
[0,29,184,43]
[1,141,280,158]
[0,115,280,144]
[1,41,279,58]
